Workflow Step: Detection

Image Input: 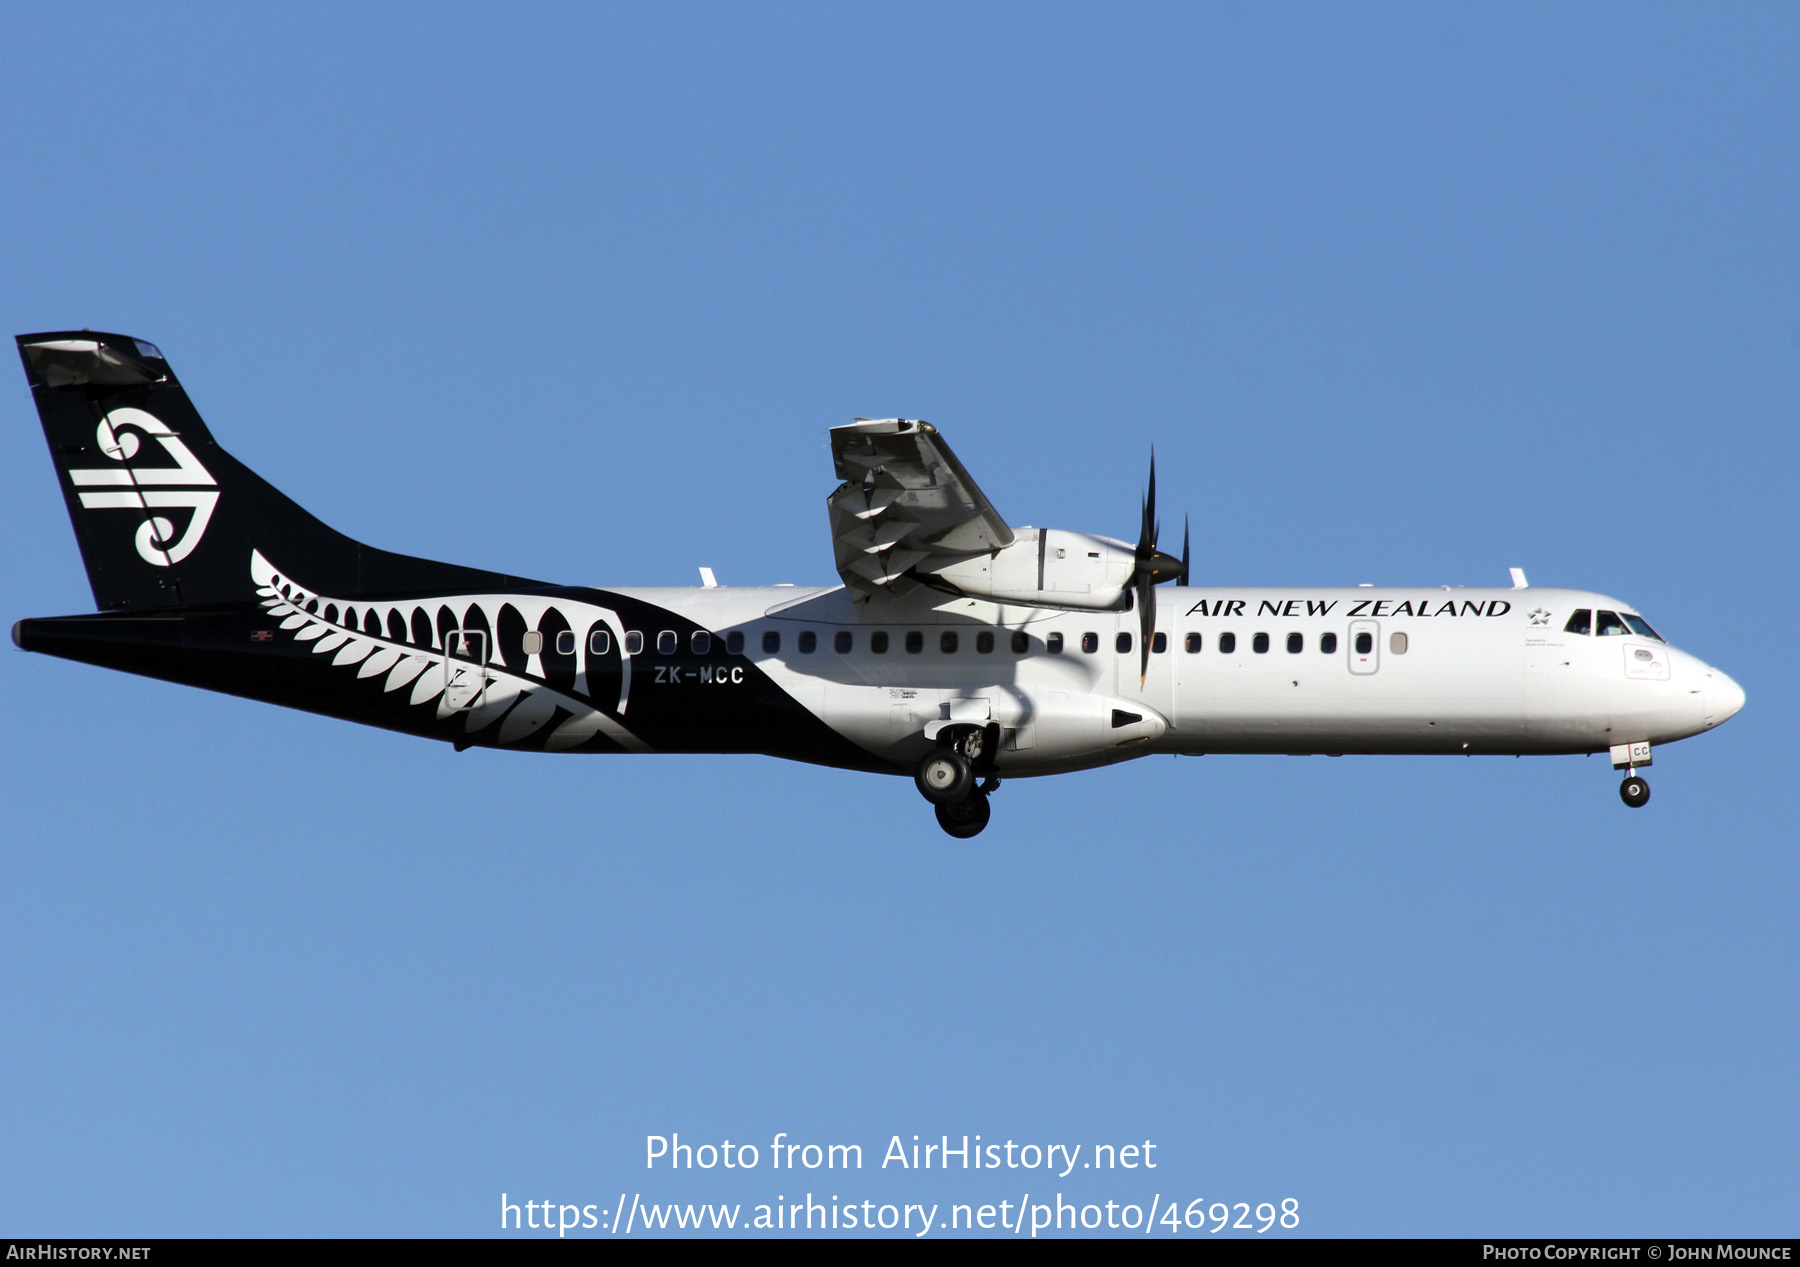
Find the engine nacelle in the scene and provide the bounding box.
[923,528,1135,611]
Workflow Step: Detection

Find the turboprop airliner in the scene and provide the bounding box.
[13,332,1745,837]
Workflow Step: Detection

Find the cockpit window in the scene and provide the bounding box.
[1623,614,1663,642]
[1564,609,1591,635]
[1595,610,1628,637]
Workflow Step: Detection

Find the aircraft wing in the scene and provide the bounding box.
[827,419,1014,597]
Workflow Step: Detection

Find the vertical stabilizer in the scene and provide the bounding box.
[18,332,536,610]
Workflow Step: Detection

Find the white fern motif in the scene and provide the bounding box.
[250,550,650,752]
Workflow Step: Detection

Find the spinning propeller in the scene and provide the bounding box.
[1130,453,1188,687]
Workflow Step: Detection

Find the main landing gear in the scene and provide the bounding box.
[1611,740,1652,809]
[916,725,1000,838]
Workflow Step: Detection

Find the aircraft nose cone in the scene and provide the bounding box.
[1706,671,1746,726]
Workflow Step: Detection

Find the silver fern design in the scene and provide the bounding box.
[250,550,650,752]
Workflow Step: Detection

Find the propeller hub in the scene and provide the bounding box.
[1139,548,1186,584]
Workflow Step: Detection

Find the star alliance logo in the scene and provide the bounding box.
[1527,608,1551,626]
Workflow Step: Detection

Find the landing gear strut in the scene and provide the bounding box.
[917,726,1000,837]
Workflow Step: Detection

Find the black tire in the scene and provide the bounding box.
[915,749,974,805]
[935,792,991,838]
[1620,776,1650,809]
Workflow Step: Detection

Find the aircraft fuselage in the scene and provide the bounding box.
[16,571,1744,779]
[12,330,1745,831]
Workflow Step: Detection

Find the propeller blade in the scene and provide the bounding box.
[1137,451,1158,562]
[1138,572,1155,687]
[1130,450,1181,684]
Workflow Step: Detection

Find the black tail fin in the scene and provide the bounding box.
[18,331,537,610]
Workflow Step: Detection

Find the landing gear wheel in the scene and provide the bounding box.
[935,792,991,838]
[1620,775,1650,809]
[915,749,974,805]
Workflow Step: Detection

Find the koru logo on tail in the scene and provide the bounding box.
[67,407,218,566]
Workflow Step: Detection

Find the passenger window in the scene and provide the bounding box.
[905,631,923,654]
[871,631,889,654]
[656,630,677,655]
[591,629,612,656]
[1354,631,1372,655]
[1081,632,1099,654]
[1152,632,1167,654]
[761,630,780,654]
[1320,632,1337,654]
[940,631,958,653]
[555,630,576,656]
[1623,615,1663,642]
[522,631,544,656]
[1287,632,1303,654]
[1219,632,1237,654]
[726,631,744,655]
[1011,630,1029,654]
[1596,610,1627,637]
[976,631,994,654]
[1116,632,1132,653]
[1185,632,1202,653]
[798,631,817,653]
[1390,631,1408,654]
[1252,632,1270,654]
[690,631,711,655]
[835,630,853,654]
[1047,632,1064,654]
[625,631,644,655]
[1564,609,1592,635]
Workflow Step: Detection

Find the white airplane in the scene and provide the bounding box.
[14,332,1745,836]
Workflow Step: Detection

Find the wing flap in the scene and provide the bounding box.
[827,419,1013,596]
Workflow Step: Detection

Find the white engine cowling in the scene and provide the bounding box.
[923,528,1135,612]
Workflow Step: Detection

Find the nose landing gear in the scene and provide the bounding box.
[1611,740,1652,809]
[916,725,1000,837]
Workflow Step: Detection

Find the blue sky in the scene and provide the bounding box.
[2,3,1794,1238]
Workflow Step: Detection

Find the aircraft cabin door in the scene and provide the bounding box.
[444,628,488,710]
[1348,620,1380,675]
